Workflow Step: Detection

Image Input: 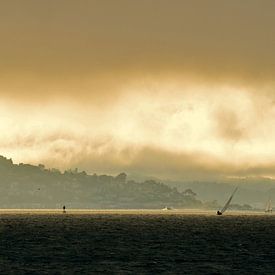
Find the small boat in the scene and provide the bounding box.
[265,198,272,213]
[217,187,238,215]
[162,206,173,211]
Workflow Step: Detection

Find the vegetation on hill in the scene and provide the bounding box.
[0,156,203,209]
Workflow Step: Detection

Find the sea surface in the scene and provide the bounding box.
[0,212,275,274]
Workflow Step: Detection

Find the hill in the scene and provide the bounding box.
[165,177,275,209]
[0,156,202,209]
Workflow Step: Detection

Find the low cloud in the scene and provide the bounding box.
[214,109,246,142]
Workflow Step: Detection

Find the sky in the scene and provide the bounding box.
[1,0,275,180]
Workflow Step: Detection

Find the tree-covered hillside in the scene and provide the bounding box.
[0,156,202,209]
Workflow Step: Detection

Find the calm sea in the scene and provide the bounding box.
[0,213,274,274]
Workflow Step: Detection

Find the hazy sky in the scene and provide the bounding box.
[1,0,275,180]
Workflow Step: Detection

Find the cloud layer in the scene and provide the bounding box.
[0,1,275,179]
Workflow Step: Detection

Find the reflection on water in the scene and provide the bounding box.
[0,214,274,274]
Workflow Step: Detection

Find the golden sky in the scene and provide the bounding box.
[1,0,275,180]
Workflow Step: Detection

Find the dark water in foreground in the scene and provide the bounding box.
[0,214,275,274]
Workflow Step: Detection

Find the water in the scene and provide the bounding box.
[0,213,275,274]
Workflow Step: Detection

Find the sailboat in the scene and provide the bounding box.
[217,187,238,215]
[265,198,272,213]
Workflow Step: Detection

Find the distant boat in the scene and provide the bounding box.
[217,187,238,215]
[265,198,272,213]
[162,206,173,211]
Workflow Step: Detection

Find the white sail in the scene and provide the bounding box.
[220,187,238,214]
[265,199,272,212]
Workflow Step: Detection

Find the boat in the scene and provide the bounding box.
[217,187,238,215]
[162,206,173,211]
[265,198,272,213]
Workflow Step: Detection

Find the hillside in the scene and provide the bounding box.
[0,156,202,209]
[166,178,275,209]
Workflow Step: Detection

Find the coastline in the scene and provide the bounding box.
[0,208,270,215]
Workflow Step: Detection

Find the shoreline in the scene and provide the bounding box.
[0,209,270,215]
